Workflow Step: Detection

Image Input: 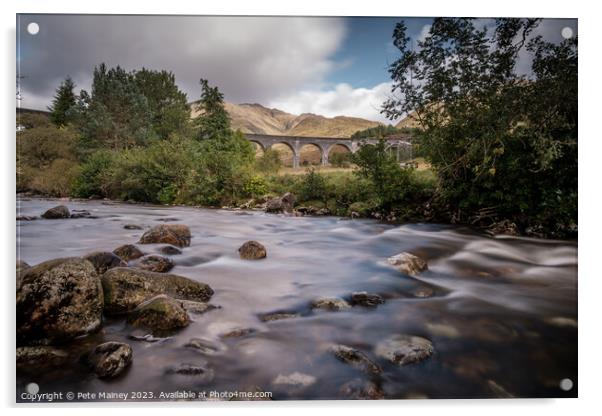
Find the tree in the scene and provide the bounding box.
[193,78,231,140]
[70,64,154,152]
[133,68,190,139]
[382,18,577,234]
[48,77,76,127]
[352,140,414,210]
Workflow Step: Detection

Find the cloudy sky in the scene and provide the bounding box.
[16,15,577,123]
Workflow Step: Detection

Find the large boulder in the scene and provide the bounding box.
[113,244,145,262]
[127,295,189,332]
[17,257,103,345]
[135,255,174,273]
[41,205,70,219]
[265,192,296,213]
[374,334,434,366]
[138,224,191,248]
[101,267,213,315]
[86,341,133,378]
[387,252,428,276]
[238,241,267,260]
[84,251,127,274]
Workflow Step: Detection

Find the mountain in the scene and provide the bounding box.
[395,111,422,129]
[191,102,382,138]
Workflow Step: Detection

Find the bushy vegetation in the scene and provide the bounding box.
[382,18,577,236]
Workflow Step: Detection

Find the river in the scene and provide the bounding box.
[16,198,578,401]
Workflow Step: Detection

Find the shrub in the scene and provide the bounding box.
[255,148,282,173]
[298,168,328,202]
[29,159,80,197]
[329,151,351,168]
[243,175,268,198]
[71,150,117,198]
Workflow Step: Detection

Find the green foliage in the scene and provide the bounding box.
[243,175,268,198]
[383,18,577,234]
[352,140,416,210]
[70,64,155,153]
[298,168,328,202]
[329,151,351,168]
[351,124,403,139]
[71,150,117,198]
[48,77,76,127]
[133,68,190,139]
[255,148,282,173]
[192,79,231,141]
[29,159,80,197]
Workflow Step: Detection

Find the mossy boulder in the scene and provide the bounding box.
[113,244,144,261]
[138,224,191,247]
[101,267,213,315]
[136,254,174,273]
[41,205,70,219]
[17,257,103,345]
[238,241,267,260]
[127,295,189,332]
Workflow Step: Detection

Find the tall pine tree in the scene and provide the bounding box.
[48,77,76,127]
[193,78,231,140]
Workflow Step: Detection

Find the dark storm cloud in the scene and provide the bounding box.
[16,14,347,110]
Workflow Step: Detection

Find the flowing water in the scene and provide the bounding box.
[16,198,578,401]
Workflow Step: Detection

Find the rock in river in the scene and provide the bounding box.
[17,346,70,369]
[113,244,144,262]
[136,254,174,273]
[374,334,434,366]
[265,192,296,213]
[84,251,127,274]
[17,257,103,345]
[86,341,133,378]
[101,267,214,315]
[138,224,191,247]
[238,240,267,260]
[351,292,385,307]
[166,362,215,383]
[339,378,385,400]
[330,344,382,375]
[387,252,428,276]
[159,245,182,255]
[311,297,351,311]
[41,205,70,219]
[127,295,190,332]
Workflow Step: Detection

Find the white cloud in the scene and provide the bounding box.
[269,81,396,124]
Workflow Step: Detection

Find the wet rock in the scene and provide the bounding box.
[112,244,144,262]
[84,251,127,274]
[179,300,218,315]
[259,312,300,322]
[166,362,215,383]
[159,245,182,255]
[70,209,93,219]
[17,346,69,369]
[339,378,385,400]
[101,267,213,315]
[41,205,70,219]
[350,292,385,307]
[374,335,434,366]
[265,192,296,213]
[487,220,520,237]
[138,224,191,247]
[136,254,174,273]
[387,252,428,276]
[220,328,256,339]
[330,344,382,375]
[413,286,435,298]
[273,371,317,387]
[17,215,37,221]
[124,224,144,230]
[238,240,267,260]
[185,338,223,355]
[17,257,103,345]
[86,341,133,379]
[311,297,351,311]
[127,294,190,332]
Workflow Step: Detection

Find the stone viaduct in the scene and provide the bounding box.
[245,133,413,168]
